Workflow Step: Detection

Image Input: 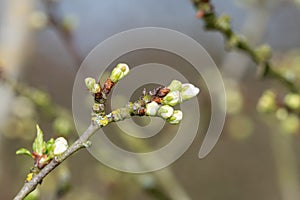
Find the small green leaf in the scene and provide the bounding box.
[16,148,32,157]
[45,138,55,157]
[32,125,46,155]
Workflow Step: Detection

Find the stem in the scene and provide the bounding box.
[13,123,99,200]
[191,0,299,93]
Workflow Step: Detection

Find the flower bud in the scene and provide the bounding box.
[181,83,200,101]
[54,137,68,155]
[92,84,101,93]
[167,80,182,91]
[146,101,160,116]
[167,110,183,124]
[217,15,231,31]
[158,105,174,119]
[85,77,96,91]
[163,91,181,106]
[284,93,300,110]
[257,90,277,113]
[110,63,130,83]
[255,44,272,63]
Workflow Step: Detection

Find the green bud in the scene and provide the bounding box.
[255,45,272,63]
[284,93,300,110]
[85,77,97,92]
[217,15,231,31]
[158,105,174,119]
[276,108,288,121]
[110,63,130,82]
[167,110,183,124]
[167,80,182,91]
[62,14,79,32]
[226,34,240,49]
[257,90,277,113]
[163,91,181,106]
[280,114,300,134]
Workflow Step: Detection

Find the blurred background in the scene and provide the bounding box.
[1,0,300,199]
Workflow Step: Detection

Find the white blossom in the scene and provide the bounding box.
[146,101,160,116]
[54,137,68,156]
[181,83,200,101]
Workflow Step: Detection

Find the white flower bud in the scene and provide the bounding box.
[158,105,174,119]
[92,83,101,93]
[85,77,96,91]
[167,80,182,91]
[181,83,200,101]
[167,110,183,124]
[146,101,160,116]
[163,91,181,106]
[110,63,130,82]
[54,137,68,155]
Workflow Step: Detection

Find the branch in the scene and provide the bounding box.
[13,123,99,200]
[44,0,82,70]
[13,65,199,199]
[191,0,299,93]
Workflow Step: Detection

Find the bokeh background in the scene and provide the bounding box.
[1,0,300,199]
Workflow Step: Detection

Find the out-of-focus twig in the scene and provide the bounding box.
[191,0,299,93]
[44,0,82,70]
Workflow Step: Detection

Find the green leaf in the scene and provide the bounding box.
[16,148,32,157]
[45,138,55,157]
[32,125,46,155]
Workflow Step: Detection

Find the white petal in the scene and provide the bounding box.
[181,83,200,101]
[54,137,68,155]
[146,101,160,116]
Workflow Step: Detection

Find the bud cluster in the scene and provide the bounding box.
[144,80,200,124]
[257,90,300,134]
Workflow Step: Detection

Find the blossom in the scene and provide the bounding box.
[54,137,68,156]
[146,101,160,116]
[181,83,200,101]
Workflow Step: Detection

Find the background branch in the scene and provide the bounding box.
[191,0,299,93]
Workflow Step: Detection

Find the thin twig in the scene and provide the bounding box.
[13,123,99,200]
[191,0,299,93]
[45,0,82,70]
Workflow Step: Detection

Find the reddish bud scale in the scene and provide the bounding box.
[138,107,146,116]
[157,87,170,97]
[94,92,102,103]
[32,152,49,169]
[196,10,205,19]
[151,96,162,104]
[103,78,114,94]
